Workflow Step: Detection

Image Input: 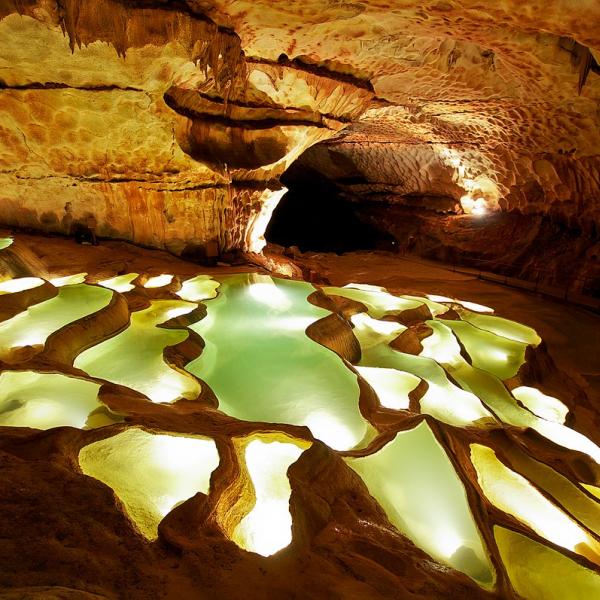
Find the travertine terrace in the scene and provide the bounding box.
[1,2,600,599]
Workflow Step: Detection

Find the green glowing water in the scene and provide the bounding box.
[75,300,200,403]
[495,526,600,600]
[186,274,374,450]
[0,370,121,429]
[346,421,494,586]
[0,283,113,359]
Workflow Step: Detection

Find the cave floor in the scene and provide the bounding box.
[1,233,600,599]
[293,250,600,406]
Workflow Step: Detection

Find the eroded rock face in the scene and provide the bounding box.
[199,0,600,227]
[1,1,600,254]
[0,1,372,254]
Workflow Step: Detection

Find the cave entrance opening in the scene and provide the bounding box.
[265,164,395,254]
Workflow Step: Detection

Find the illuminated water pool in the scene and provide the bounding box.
[347,421,494,586]
[0,370,122,429]
[75,300,201,403]
[0,283,113,359]
[186,274,374,451]
[79,428,220,539]
[231,436,309,556]
[0,252,597,598]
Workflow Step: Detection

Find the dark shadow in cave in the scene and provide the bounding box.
[265,163,394,254]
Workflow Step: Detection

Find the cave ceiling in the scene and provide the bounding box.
[0,1,599,250]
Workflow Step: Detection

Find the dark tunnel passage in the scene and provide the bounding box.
[265,164,395,254]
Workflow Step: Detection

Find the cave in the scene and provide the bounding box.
[1,3,600,600]
[266,163,394,253]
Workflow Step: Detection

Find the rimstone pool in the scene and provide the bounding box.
[1,237,600,599]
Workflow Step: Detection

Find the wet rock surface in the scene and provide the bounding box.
[0,233,599,598]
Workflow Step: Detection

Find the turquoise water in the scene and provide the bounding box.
[186,274,374,450]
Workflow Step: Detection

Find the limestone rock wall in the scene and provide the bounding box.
[1,0,600,249]
[197,0,600,226]
[0,1,373,253]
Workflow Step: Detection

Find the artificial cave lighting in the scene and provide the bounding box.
[460,196,489,216]
[232,437,308,556]
[1,235,599,599]
[0,283,113,359]
[2,0,600,596]
[471,444,600,565]
[346,421,494,586]
[74,300,200,403]
[79,428,220,539]
[98,273,139,293]
[0,371,121,429]
[144,274,174,288]
[0,277,44,295]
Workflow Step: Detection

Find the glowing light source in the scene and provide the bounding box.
[0,277,44,294]
[248,276,292,311]
[177,275,220,302]
[471,444,600,565]
[232,438,307,556]
[98,273,139,293]
[472,198,488,216]
[144,274,173,288]
[50,272,87,287]
[512,386,569,424]
[0,237,13,250]
[79,428,220,540]
[304,410,359,451]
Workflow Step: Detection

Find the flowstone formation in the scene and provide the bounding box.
[0,1,372,255]
[1,2,600,265]
[1,234,600,599]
